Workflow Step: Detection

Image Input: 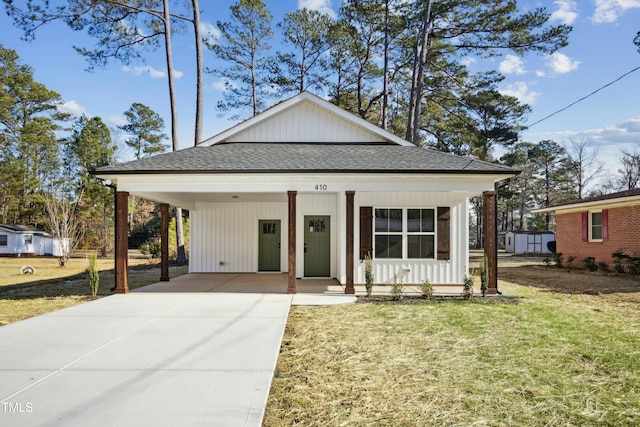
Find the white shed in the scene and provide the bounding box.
[505,231,555,254]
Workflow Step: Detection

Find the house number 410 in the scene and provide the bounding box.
[314,184,328,191]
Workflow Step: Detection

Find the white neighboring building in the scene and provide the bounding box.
[0,225,70,257]
[504,231,555,254]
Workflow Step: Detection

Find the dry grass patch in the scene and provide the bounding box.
[265,281,640,426]
[0,257,188,325]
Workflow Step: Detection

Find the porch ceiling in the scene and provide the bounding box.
[131,191,287,209]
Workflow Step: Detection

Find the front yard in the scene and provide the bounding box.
[264,277,640,426]
[0,256,188,325]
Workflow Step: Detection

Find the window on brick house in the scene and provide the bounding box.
[583,209,608,243]
[590,211,602,241]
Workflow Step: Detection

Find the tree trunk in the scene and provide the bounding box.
[163,0,187,264]
[405,0,432,144]
[381,0,389,130]
[191,0,204,146]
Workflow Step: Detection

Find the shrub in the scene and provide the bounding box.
[364,254,374,297]
[420,278,433,298]
[628,256,640,276]
[88,253,100,297]
[139,243,150,255]
[566,256,576,269]
[480,256,489,297]
[542,258,551,267]
[148,242,161,258]
[612,249,627,273]
[553,252,564,268]
[462,275,474,300]
[583,257,597,271]
[391,274,404,301]
[597,262,609,274]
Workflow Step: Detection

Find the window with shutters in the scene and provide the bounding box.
[373,208,436,259]
[590,210,603,242]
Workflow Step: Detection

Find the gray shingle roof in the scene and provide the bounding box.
[547,188,640,209]
[94,143,518,175]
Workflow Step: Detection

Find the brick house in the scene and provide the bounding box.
[535,188,640,266]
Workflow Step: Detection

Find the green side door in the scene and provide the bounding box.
[304,215,330,277]
[258,220,281,271]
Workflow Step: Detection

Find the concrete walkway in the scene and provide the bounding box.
[0,274,355,426]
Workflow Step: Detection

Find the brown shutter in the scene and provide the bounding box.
[437,207,450,261]
[360,206,373,259]
[581,212,588,242]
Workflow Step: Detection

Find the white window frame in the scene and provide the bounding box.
[589,210,603,242]
[23,234,33,245]
[373,208,436,260]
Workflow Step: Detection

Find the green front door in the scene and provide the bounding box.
[304,216,330,277]
[258,220,281,271]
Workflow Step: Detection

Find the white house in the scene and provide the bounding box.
[95,92,517,294]
[504,231,555,254]
[0,225,70,257]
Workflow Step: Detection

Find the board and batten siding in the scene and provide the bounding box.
[226,101,386,144]
[190,202,288,273]
[352,192,469,286]
[190,194,339,275]
[190,191,469,287]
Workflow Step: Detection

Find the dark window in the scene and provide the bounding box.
[407,209,434,232]
[408,235,435,258]
[374,209,403,258]
[24,234,33,244]
[0,235,7,246]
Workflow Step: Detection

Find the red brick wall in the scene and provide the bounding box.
[556,205,640,266]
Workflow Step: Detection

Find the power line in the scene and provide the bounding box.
[526,64,640,129]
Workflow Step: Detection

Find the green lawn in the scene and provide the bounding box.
[264,280,640,426]
[0,257,188,325]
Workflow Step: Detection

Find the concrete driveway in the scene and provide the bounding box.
[0,290,293,426]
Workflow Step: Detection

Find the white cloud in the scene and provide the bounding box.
[499,82,540,105]
[592,0,640,23]
[535,70,546,77]
[59,100,87,117]
[582,117,640,143]
[200,21,220,43]
[550,0,578,24]
[122,65,165,78]
[460,57,477,67]
[122,65,183,79]
[211,79,237,91]
[546,52,580,74]
[108,115,128,127]
[298,0,336,18]
[499,55,526,75]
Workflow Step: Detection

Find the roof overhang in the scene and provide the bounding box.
[95,172,513,210]
[533,194,640,214]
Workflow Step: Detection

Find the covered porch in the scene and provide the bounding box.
[111,190,500,296]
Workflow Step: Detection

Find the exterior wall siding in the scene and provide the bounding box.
[227,101,385,143]
[556,205,640,266]
[190,202,288,273]
[190,192,469,287]
[353,192,468,286]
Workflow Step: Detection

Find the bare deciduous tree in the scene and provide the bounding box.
[565,138,603,199]
[44,186,85,267]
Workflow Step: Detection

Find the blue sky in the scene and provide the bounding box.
[1,0,639,183]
